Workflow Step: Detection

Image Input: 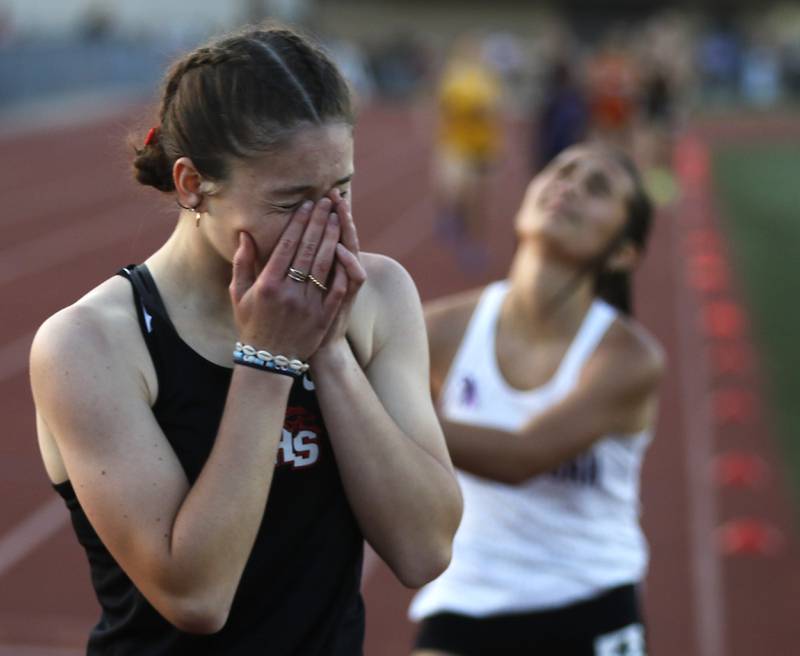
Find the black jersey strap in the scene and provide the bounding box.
[117,264,176,333]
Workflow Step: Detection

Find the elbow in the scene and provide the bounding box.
[158,592,231,635]
[395,538,454,589]
[168,600,229,635]
[392,531,455,589]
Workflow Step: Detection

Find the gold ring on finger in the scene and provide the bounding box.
[307,274,327,291]
[287,267,308,283]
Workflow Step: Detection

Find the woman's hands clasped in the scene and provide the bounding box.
[228,191,366,362]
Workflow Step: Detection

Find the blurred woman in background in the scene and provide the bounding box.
[411,144,663,656]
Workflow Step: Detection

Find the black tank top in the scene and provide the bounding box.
[53,264,365,655]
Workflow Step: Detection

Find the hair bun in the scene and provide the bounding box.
[132,131,175,192]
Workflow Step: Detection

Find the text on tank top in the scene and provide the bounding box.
[52,264,365,655]
[409,280,651,619]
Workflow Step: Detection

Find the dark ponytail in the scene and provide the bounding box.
[593,149,653,315]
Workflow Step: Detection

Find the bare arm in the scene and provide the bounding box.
[32,312,291,634]
[311,256,462,588]
[430,312,665,486]
[307,192,461,588]
[30,198,345,633]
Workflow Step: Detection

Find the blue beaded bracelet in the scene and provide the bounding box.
[233,342,309,379]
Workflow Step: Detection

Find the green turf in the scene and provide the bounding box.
[711,143,800,505]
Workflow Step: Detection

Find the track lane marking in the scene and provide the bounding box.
[0,497,68,580]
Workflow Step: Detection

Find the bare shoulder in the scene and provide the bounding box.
[592,314,666,392]
[350,253,422,356]
[360,252,415,294]
[33,276,135,358]
[31,275,153,404]
[355,253,421,320]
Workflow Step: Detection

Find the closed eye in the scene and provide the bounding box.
[586,173,611,195]
[272,200,304,213]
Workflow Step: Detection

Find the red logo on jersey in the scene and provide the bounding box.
[276,405,323,469]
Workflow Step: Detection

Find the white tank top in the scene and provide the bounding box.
[410,281,651,620]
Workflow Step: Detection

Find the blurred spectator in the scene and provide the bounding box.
[635,60,680,208]
[326,38,375,107]
[586,28,639,148]
[532,59,588,171]
[697,22,743,103]
[79,2,114,43]
[433,35,503,273]
[369,33,429,101]
[741,40,781,107]
[482,31,528,111]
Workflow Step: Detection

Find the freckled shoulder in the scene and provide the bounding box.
[31,275,159,482]
[32,275,157,406]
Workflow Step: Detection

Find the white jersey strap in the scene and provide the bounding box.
[552,300,618,390]
[440,281,508,396]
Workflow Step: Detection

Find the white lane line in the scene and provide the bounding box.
[0,332,34,385]
[0,200,148,286]
[0,497,69,579]
[1,175,131,231]
[672,148,725,656]
[0,646,83,656]
[0,121,433,587]
[1,139,425,289]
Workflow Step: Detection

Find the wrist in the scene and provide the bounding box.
[310,339,354,370]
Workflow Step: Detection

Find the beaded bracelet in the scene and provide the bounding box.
[233,342,309,379]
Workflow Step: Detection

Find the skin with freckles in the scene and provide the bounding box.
[30,116,462,638]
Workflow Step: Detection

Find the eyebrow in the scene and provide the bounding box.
[271,173,354,196]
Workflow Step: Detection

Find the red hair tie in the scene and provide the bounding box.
[144,126,158,146]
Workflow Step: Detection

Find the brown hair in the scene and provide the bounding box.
[133,24,354,192]
[591,148,653,315]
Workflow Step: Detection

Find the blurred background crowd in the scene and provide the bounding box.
[1,3,798,654]
[3,0,800,212]
[3,1,800,124]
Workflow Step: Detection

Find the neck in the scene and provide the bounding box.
[146,213,235,327]
[502,242,595,340]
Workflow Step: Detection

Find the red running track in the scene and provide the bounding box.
[0,102,796,655]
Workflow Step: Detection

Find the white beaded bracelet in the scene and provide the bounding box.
[233,342,309,378]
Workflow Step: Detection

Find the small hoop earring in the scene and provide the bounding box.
[176,200,203,228]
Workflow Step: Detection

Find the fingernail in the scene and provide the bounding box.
[301,200,313,212]
[239,232,245,247]
[330,212,339,226]
[319,197,332,210]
